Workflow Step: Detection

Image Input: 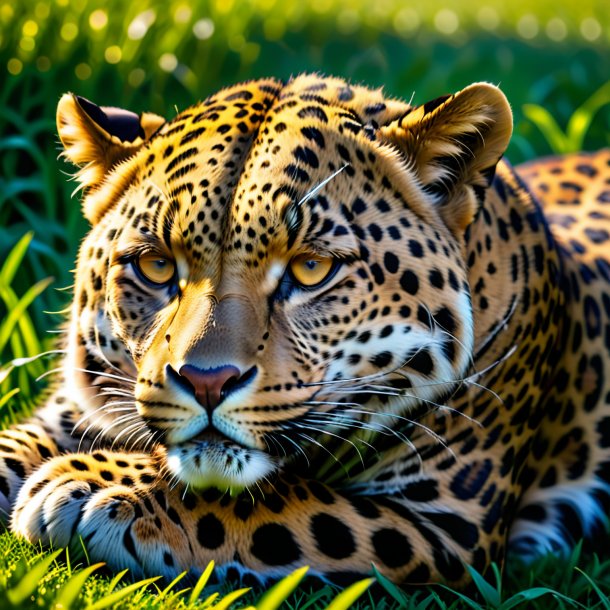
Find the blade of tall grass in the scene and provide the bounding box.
[256,566,309,610]
[5,549,63,606]
[53,563,104,610]
[86,576,162,610]
[324,578,375,610]
[0,277,53,354]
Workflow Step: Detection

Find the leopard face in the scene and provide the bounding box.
[59,75,511,492]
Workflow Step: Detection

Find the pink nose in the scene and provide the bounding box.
[178,364,241,410]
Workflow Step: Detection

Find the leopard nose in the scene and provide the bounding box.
[178,364,241,410]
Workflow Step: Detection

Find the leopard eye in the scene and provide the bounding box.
[136,254,176,285]
[289,254,334,287]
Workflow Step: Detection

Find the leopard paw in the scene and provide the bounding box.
[11,453,189,578]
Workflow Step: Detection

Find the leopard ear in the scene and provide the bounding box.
[381,83,512,235]
[56,94,165,193]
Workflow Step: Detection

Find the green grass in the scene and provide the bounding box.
[2,0,610,608]
[3,531,610,609]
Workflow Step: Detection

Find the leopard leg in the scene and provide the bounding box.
[12,448,504,585]
[0,393,82,520]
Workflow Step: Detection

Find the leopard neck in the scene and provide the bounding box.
[463,159,566,388]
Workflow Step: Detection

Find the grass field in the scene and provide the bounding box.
[1,0,610,607]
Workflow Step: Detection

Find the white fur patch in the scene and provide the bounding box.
[166,440,277,492]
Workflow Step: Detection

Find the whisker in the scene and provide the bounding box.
[297,163,350,207]
[292,423,366,470]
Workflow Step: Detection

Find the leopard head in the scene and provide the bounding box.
[57,76,512,492]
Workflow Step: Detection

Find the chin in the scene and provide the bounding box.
[166,439,278,493]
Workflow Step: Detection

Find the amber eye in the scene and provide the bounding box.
[136,254,176,285]
[289,254,335,287]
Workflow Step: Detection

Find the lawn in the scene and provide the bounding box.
[1,0,610,608]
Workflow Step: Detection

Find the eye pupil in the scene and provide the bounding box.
[305,260,317,271]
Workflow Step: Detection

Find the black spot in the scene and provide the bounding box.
[406,562,431,583]
[338,86,354,101]
[197,513,225,549]
[70,459,89,471]
[297,106,328,122]
[370,263,385,285]
[293,146,319,168]
[370,351,392,368]
[262,492,285,513]
[450,459,493,500]
[576,164,597,177]
[251,524,301,565]
[400,270,419,295]
[337,144,351,162]
[408,240,424,258]
[234,497,254,521]
[517,503,547,522]
[167,507,182,525]
[364,102,386,115]
[376,198,391,212]
[429,269,444,289]
[406,349,434,376]
[384,252,399,274]
[372,528,413,568]
[301,127,325,148]
[433,548,465,581]
[284,164,310,183]
[36,444,52,460]
[0,475,9,498]
[584,296,601,339]
[585,228,609,244]
[308,481,335,504]
[422,94,451,114]
[422,512,479,549]
[311,513,356,559]
[598,416,610,448]
[434,306,456,333]
[402,479,439,502]
[349,496,380,519]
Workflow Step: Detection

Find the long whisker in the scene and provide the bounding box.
[292,423,366,470]
[297,163,350,207]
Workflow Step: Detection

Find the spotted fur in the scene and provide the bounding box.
[1,74,610,586]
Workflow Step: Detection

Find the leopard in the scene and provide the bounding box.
[1,73,610,588]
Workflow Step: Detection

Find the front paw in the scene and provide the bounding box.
[12,473,94,546]
[11,453,189,578]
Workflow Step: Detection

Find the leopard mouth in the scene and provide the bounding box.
[165,429,277,492]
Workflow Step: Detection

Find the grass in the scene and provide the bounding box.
[1,0,610,608]
[3,532,610,609]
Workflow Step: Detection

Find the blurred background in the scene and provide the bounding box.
[0,0,609,408]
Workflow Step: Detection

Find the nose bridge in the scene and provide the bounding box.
[170,291,260,368]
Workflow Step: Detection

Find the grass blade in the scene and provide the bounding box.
[466,564,501,607]
[575,568,610,610]
[256,566,309,610]
[0,277,53,354]
[53,563,104,609]
[522,104,568,154]
[0,231,34,287]
[210,587,250,610]
[86,576,161,610]
[188,560,215,604]
[371,564,409,605]
[324,577,375,610]
[6,549,63,605]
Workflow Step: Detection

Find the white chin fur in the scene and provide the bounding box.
[166,441,277,492]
